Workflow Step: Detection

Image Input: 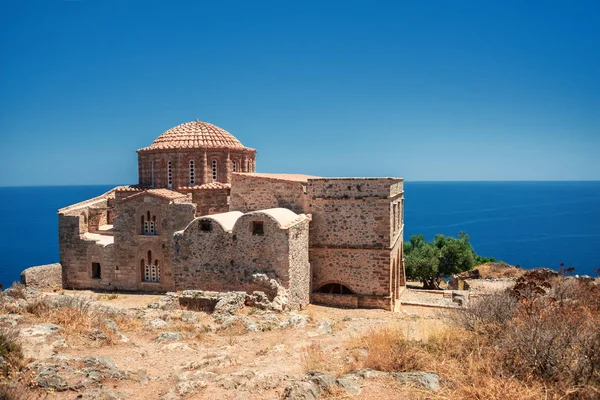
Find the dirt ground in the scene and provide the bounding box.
[2,290,452,400]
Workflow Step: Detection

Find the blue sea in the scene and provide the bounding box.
[1,182,599,288]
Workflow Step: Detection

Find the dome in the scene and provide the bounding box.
[139,119,248,151]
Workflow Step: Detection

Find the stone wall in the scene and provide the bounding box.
[137,149,256,189]
[172,209,310,309]
[307,178,405,310]
[59,196,117,290]
[191,188,230,216]
[230,174,309,214]
[20,263,62,292]
[112,194,196,292]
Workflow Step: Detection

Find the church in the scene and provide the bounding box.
[58,120,405,310]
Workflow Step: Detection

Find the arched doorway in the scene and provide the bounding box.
[316,283,354,295]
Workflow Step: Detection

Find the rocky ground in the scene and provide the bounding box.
[0,288,449,400]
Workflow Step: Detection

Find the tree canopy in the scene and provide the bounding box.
[404,232,490,289]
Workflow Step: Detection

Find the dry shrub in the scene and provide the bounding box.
[500,276,600,391]
[347,272,600,399]
[0,327,25,378]
[25,296,134,345]
[451,290,518,332]
[0,379,48,400]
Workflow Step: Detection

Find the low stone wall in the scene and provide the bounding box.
[20,263,63,292]
[311,293,392,310]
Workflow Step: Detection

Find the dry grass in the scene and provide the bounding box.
[25,296,138,345]
[475,262,524,279]
[300,342,326,373]
[348,271,600,399]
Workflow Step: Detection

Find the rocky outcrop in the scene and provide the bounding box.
[20,263,62,292]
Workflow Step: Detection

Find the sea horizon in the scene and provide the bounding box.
[1,181,599,289]
[1,180,599,188]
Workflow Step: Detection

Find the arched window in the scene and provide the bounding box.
[167,161,173,188]
[212,159,217,182]
[189,160,195,186]
[143,211,157,235]
[142,251,160,283]
[232,160,237,172]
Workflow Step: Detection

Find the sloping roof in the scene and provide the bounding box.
[199,211,244,232]
[122,188,187,202]
[178,182,231,190]
[234,173,321,183]
[138,120,253,151]
[248,208,302,228]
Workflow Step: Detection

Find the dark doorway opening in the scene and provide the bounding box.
[91,262,101,279]
[316,283,353,295]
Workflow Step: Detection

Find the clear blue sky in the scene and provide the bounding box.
[1,0,598,186]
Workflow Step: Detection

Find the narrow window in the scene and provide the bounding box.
[252,221,264,235]
[212,160,217,182]
[140,215,145,234]
[91,262,101,279]
[200,221,212,232]
[401,199,404,227]
[393,203,397,233]
[189,160,195,185]
[167,161,173,188]
[232,160,237,172]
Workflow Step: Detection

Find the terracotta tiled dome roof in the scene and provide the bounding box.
[139,120,247,151]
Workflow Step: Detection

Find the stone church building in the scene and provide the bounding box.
[58,120,405,310]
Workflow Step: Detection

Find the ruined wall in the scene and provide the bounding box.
[172,210,310,309]
[229,174,308,214]
[59,197,118,290]
[287,219,311,308]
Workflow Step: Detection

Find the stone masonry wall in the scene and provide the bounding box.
[172,211,310,309]
[230,174,308,214]
[191,188,230,216]
[112,195,196,292]
[59,198,118,290]
[307,178,404,310]
[138,149,256,189]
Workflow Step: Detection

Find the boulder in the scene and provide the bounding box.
[305,371,336,391]
[391,372,440,391]
[336,376,361,395]
[20,263,62,292]
[315,320,333,334]
[283,381,319,400]
[279,313,308,329]
[156,332,184,342]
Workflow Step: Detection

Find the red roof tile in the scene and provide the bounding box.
[138,120,251,151]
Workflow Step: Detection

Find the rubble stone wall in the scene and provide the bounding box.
[172,212,311,309]
[191,188,230,216]
[230,174,308,214]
